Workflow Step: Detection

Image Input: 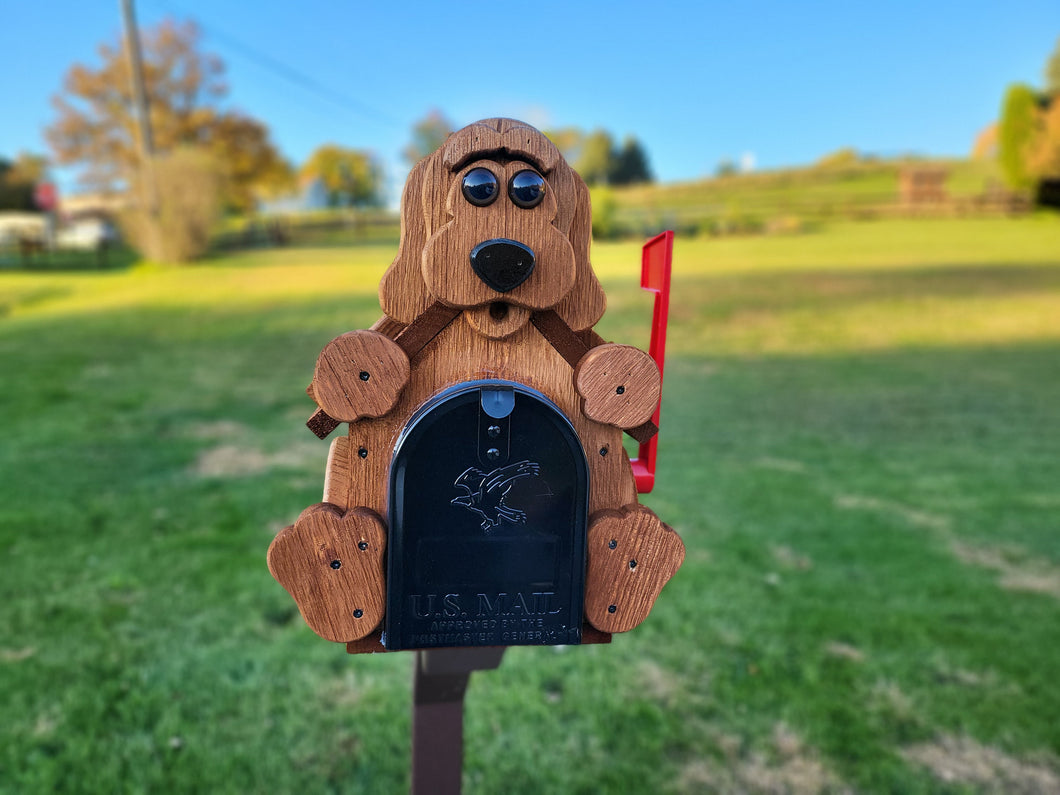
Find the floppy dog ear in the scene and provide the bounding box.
[552,169,606,332]
[379,157,435,323]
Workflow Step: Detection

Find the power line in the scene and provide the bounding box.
[145,0,401,129]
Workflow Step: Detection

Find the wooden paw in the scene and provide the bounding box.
[584,505,685,633]
[267,504,387,642]
[574,344,661,429]
[310,330,410,423]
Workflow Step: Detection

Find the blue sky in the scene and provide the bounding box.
[2,0,1058,201]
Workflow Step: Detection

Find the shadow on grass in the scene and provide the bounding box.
[0,245,141,273]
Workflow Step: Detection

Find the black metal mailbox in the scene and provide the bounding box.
[385,380,589,650]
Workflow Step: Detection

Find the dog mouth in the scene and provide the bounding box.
[469,238,536,293]
[463,300,532,340]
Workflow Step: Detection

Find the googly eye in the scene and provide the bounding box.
[461,168,499,206]
[508,170,546,208]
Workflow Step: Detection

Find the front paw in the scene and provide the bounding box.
[574,343,660,429]
[310,330,410,422]
[267,504,386,642]
[584,505,684,632]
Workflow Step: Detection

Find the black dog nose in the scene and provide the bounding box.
[469,239,535,293]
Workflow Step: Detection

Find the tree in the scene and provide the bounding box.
[714,158,738,177]
[300,145,383,207]
[46,18,287,212]
[204,113,294,211]
[0,153,49,211]
[544,127,585,163]
[123,146,223,263]
[1026,100,1060,180]
[971,124,998,160]
[998,84,1040,189]
[609,136,652,185]
[403,110,454,165]
[1046,36,1060,96]
[549,128,653,186]
[574,129,616,185]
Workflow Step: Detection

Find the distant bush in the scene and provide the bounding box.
[815,147,861,170]
[715,158,738,177]
[765,215,809,235]
[698,213,767,237]
[122,148,223,263]
[589,186,618,239]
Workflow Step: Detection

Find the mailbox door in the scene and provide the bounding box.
[385,380,588,650]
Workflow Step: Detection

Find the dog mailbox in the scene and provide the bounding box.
[268,118,684,653]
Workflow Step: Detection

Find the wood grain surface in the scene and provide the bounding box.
[422,159,576,313]
[379,118,605,329]
[584,505,685,633]
[463,302,532,339]
[575,343,662,429]
[311,330,410,422]
[441,118,562,175]
[335,314,638,520]
[267,504,387,642]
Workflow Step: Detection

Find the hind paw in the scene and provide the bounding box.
[584,505,685,632]
[267,504,386,642]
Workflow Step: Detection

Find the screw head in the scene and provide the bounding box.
[353,609,363,619]
[358,447,368,459]
[608,604,617,613]
[330,560,341,570]
[359,371,370,382]
[487,425,501,438]
[629,559,638,570]
[358,541,368,551]
[608,539,617,550]
[486,448,501,461]
[599,446,608,457]
[615,385,625,395]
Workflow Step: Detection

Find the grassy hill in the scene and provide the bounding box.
[597,156,1011,238]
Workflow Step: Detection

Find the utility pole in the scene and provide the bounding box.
[120,0,159,217]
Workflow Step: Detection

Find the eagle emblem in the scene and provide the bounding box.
[451,461,541,530]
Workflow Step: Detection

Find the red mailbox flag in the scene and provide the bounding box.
[631,230,673,494]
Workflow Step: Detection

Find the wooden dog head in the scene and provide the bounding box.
[380,118,606,338]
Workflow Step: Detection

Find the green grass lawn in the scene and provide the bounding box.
[2,216,1059,793]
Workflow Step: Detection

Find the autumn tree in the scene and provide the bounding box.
[403,110,454,166]
[1027,100,1060,180]
[300,145,383,207]
[46,18,288,213]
